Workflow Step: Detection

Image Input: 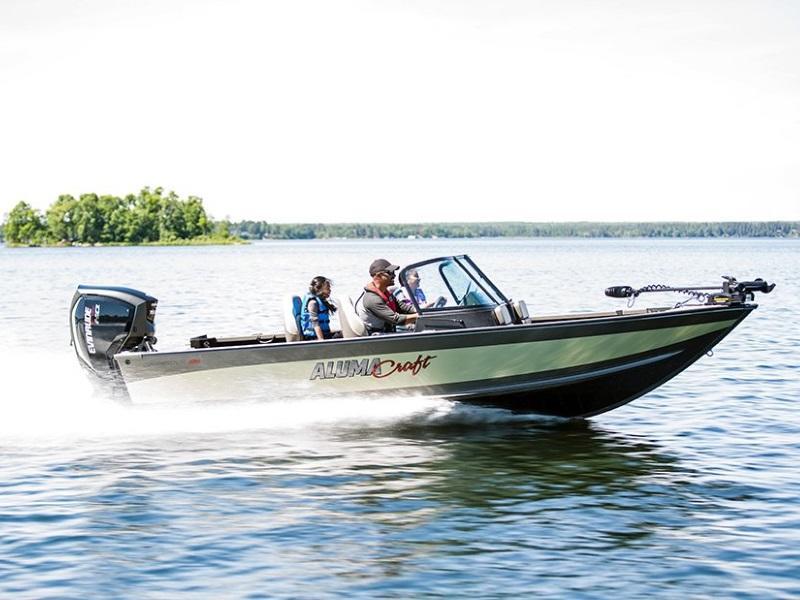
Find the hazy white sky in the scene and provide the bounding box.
[1,0,798,223]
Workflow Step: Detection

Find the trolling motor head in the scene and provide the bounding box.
[70,285,158,383]
[605,276,775,306]
[721,276,776,302]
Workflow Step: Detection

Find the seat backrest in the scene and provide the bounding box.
[284,295,303,341]
[512,299,530,323]
[493,303,513,325]
[332,296,367,338]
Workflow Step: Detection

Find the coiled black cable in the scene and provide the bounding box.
[627,284,710,307]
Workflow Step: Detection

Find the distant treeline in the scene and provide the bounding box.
[3,197,797,245]
[1,188,233,246]
[231,221,800,240]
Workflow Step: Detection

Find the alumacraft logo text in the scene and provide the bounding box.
[310,354,437,380]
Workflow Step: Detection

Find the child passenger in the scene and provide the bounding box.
[300,276,342,340]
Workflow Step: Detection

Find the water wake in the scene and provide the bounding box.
[1,349,550,443]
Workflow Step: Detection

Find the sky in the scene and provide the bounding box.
[1,0,798,223]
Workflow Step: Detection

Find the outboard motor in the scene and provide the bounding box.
[70,285,158,383]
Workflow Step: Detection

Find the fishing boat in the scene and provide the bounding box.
[69,255,774,418]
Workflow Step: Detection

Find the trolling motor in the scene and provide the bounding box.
[69,285,158,383]
[605,276,775,307]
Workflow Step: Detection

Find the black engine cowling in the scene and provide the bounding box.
[70,285,158,382]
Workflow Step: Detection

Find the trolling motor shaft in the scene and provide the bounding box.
[605,276,775,306]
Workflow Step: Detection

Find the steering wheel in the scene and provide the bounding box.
[433,296,447,308]
[458,282,473,306]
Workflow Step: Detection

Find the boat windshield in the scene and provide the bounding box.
[397,256,507,310]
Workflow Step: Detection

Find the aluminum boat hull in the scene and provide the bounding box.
[114,303,753,418]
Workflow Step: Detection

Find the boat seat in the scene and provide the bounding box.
[333,296,367,338]
[283,295,303,342]
[493,303,513,325]
[512,299,531,323]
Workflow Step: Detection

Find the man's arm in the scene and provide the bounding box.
[398,300,418,316]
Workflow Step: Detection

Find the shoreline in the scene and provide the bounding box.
[2,238,247,248]
[2,235,797,248]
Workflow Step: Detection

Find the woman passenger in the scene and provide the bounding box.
[395,269,435,309]
[300,276,341,340]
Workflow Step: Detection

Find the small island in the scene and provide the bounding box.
[0,187,237,247]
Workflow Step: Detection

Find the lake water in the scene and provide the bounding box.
[0,238,798,598]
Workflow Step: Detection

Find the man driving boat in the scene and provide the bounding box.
[356,258,419,334]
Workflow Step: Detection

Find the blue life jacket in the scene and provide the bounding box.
[300,293,331,339]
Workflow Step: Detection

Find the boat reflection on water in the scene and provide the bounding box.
[335,419,684,515]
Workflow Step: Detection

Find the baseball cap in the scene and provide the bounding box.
[369,258,400,276]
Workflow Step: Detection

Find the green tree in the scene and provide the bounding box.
[213,219,233,239]
[181,196,211,238]
[158,191,186,241]
[3,201,46,245]
[45,194,78,243]
[98,195,131,243]
[128,187,162,243]
[72,194,104,244]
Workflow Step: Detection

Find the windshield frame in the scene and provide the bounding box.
[397,255,508,312]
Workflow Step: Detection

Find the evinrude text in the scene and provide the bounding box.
[84,304,99,354]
